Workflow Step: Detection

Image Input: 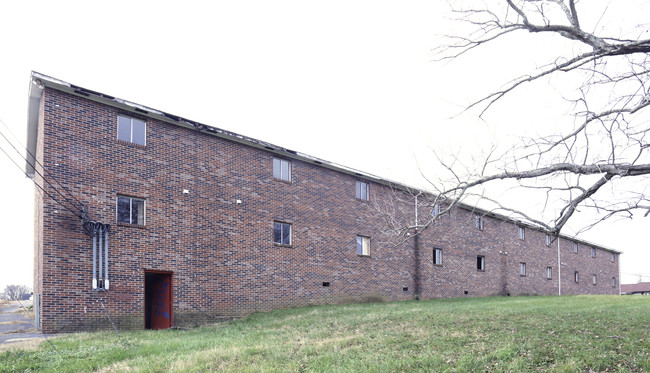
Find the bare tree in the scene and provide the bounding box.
[394,0,650,238]
[1,284,32,301]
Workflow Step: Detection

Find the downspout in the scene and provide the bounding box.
[557,236,562,296]
[98,225,103,286]
[92,224,97,290]
[618,255,621,295]
[104,225,110,290]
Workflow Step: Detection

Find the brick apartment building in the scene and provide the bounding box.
[26,72,621,333]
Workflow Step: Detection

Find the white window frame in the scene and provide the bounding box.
[273,221,292,245]
[612,277,616,287]
[591,248,596,258]
[546,267,552,280]
[611,253,616,262]
[575,271,580,283]
[546,234,552,246]
[116,195,146,225]
[476,215,484,230]
[573,243,578,254]
[592,274,597,285]
[117,114,146,146]
[357,235,370,256]
[355,181,369,201]
[520,262,526,276]
[518,227,525,240]
[273,158,291,182]
[477,255,485,271]
[433,248,442,265]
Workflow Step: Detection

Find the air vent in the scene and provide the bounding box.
[402,287,408,292]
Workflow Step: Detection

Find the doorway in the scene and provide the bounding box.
[144,271,173,329]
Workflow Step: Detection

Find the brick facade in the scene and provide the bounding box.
[28,74,620,333]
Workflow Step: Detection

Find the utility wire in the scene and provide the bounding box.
[0,120,86,218]
[0,141,84,219]
[0,118,87,213]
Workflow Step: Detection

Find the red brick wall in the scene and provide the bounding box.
[34,88,620,333]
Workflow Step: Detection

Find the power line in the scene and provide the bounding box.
[0,118,87,214]
[0,141,84,219]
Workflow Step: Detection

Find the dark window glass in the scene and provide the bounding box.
[117,197,131,223]
[274,222,291,245]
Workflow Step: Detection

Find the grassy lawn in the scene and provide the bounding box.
[1,295,649,372]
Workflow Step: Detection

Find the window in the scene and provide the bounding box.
[591,248,596,258]
[477,256,485,271]
[592,274,597,285]
[546,267,552,280]
[273,221,291,245]
[117,195,145,225]
[611,253,616,262]
[573,243,578,254]
[357,235,370,256]
[574,271,579,283]
[476,216,484,230]
[520,262,526,276]
[433,248,442,265]
[518,227,525,240]
[612,277,616,288]
[356,181,369,201]
[432,204,441,218]
[546,234,552,246]
[117,115,146,145]
[273,158,291,182]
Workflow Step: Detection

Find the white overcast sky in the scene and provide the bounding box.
[1,0,648,290]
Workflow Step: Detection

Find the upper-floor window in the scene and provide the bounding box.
[573,243,578,254]
[518,227,525,240]
[591,248,596,258]
[273,221,292,245]
[117,114,146,146]
[476,216,485,230]
[357,235,370,256]
[356,181,369,201]
[117,195,145,225]
[611,253,616,262]
[477,255,485,271]
[546,234,552,246]
[273,158,291,182]
[433,248,442,265]
[520,262,527,276]
[432,204,441,218]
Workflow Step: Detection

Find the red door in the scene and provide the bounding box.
[145,271,173,329]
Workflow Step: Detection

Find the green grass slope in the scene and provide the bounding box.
[1,295,648,372]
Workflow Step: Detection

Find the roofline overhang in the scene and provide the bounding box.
[25,71,622,255]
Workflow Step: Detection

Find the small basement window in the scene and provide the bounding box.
[520,262,526,276]
[574,271,580,283]
[546,267,552,280]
